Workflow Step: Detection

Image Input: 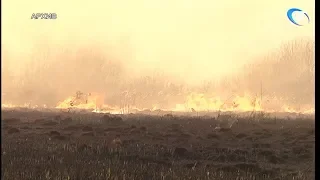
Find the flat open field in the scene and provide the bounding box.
[2,109,315,180]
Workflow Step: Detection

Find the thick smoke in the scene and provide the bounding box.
[2,0,314,111]
[2,38,315,111]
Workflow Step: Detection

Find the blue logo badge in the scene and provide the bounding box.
[287,8,310,26]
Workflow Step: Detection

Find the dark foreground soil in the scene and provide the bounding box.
[2,109,315,180]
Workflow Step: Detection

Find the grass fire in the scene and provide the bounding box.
[2,0,314,179]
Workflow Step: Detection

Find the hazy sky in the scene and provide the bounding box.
[2,0,315,84]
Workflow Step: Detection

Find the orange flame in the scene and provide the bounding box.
[56,92,105,109]
[173,92,314,114]
[2,92,314,115]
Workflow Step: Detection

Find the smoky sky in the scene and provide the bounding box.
[2,0,315,108]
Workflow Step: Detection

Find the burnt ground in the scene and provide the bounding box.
[1,109,315,180]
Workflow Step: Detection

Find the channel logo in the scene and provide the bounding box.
[287,8,310,26]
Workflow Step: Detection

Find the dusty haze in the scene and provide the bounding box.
[2,0,315,111]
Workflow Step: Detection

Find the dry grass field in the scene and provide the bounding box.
[1,109,314,180]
